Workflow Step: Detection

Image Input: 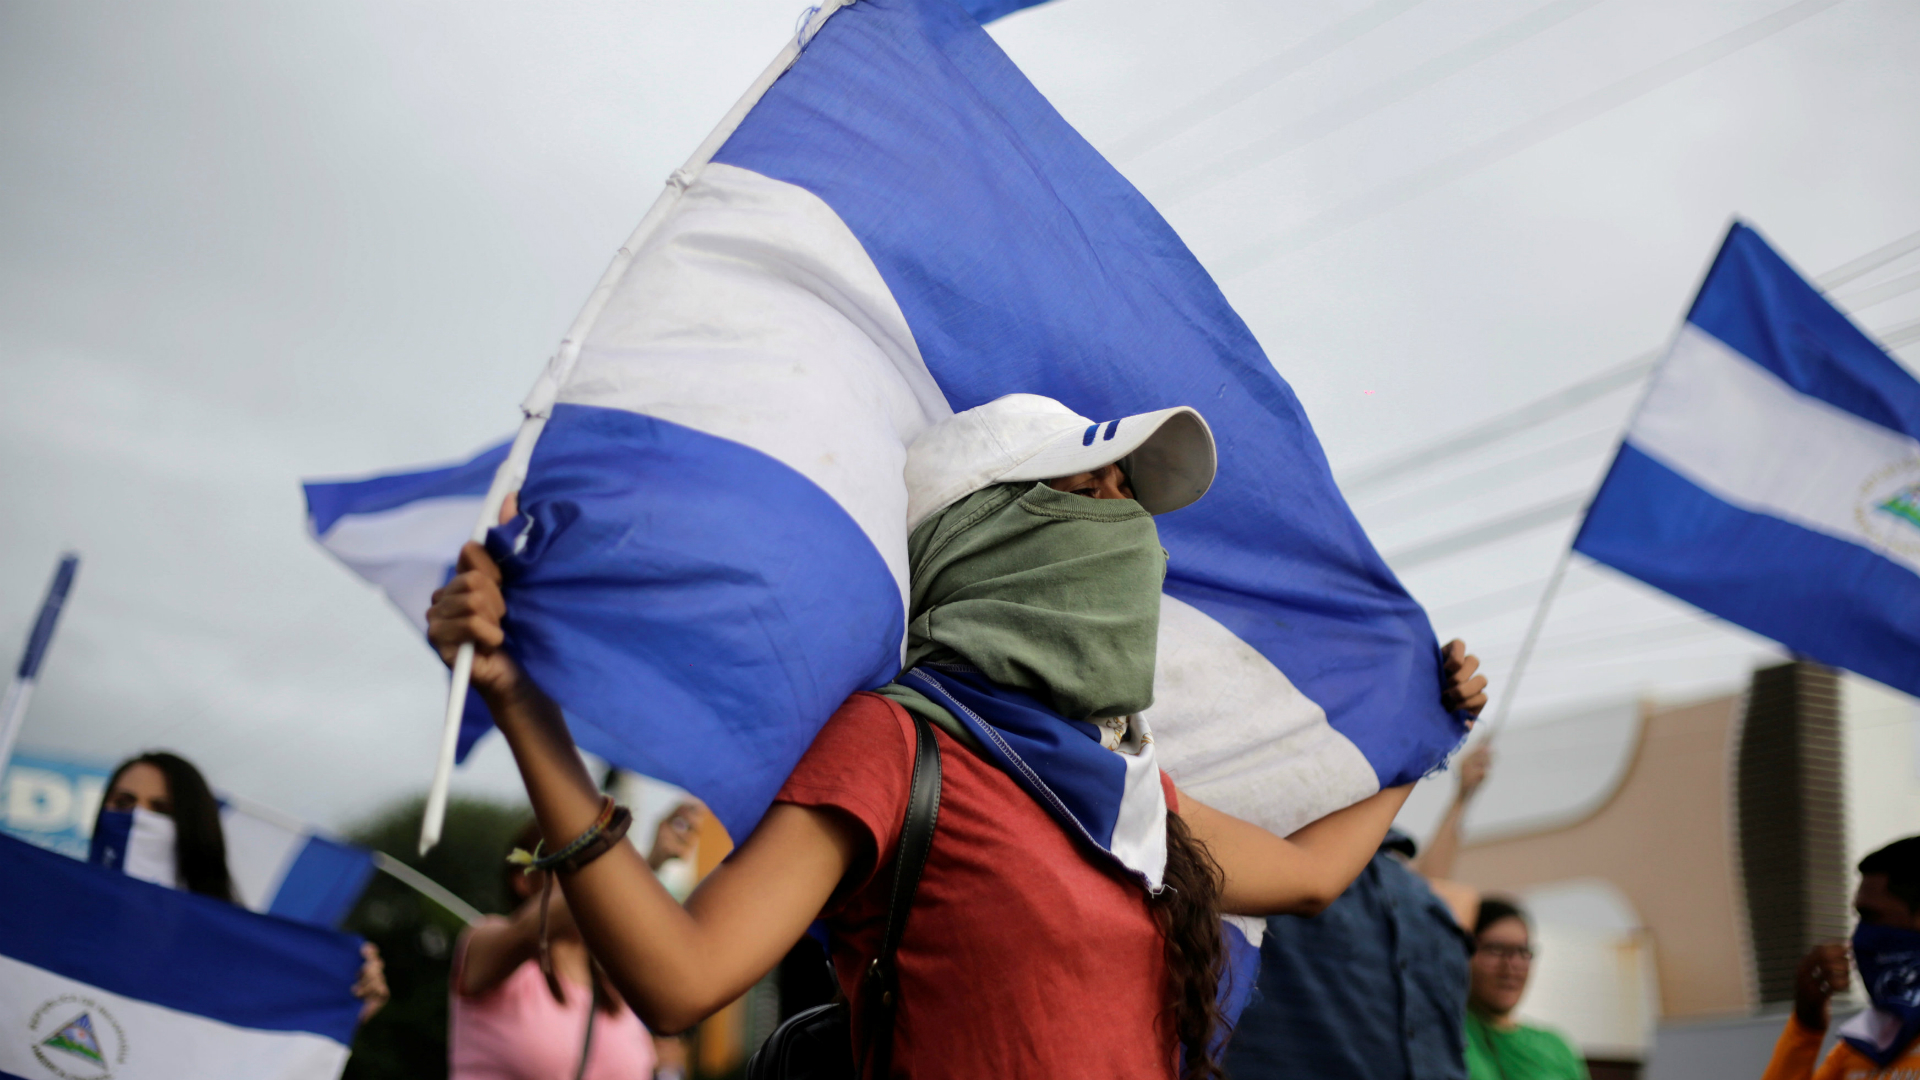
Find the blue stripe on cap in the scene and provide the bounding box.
[1082,424,1098,446]
[1103,419,1120,442]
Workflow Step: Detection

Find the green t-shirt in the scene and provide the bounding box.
[1464,1013,1589,1080]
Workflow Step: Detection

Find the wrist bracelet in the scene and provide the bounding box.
[505,796,635,1006]
[507,796,633,877]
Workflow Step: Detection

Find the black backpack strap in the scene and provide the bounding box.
[863,713,941,1079]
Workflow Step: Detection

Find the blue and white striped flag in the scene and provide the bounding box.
[89,800,374,930]
[304,441,510,637]
[455,0,1463,845]
[2,753,373,929]
[0,832,363,1080]
[1576,222,1920,697]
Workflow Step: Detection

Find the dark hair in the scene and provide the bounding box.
[1860,837,1920,914]
[1473,895,1529,939]
[1155,811,1228,1080]
[99,752,234,903]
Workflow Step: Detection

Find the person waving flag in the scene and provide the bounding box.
[397,0,1468,853]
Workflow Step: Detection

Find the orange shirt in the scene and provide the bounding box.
[1763,1015,1920,1080]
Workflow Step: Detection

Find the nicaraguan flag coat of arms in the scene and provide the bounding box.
[0,833,363,1080]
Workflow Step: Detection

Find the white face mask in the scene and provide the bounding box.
[123,807,180,890]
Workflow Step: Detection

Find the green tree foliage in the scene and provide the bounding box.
[341,794,528,1080]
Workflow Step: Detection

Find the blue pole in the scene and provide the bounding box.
[0,553,81,773]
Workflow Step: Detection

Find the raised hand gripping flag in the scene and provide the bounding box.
[1576,222,1920,697]
[339,0,1461,849]
[0,833,363,1080]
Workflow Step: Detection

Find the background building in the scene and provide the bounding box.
[1397,661,1920,1079]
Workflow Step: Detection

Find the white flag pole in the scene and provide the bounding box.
[0,553,81,777]
[415,0,857,856]
[418,417,544,856]
[1475,544,1574,740]
[1478,343,1672,743]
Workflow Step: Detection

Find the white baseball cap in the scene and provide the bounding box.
[905,393,1217,530]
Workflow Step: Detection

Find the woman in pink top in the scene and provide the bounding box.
[451,807,701,1080]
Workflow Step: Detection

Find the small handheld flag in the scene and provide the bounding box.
[90,798,375,929]
[1576,222,1920,696]
[0,832,364,1079]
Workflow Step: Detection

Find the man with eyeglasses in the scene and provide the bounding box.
[1464,896,1586,1080]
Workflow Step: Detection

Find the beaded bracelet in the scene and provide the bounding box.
[504,796,635,1004]
[512,797,612,873]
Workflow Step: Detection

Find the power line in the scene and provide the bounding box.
[1880,316,1920,350]
[1384,493,1584,569]
[1338,231,1920,495]
[1152,0,1607,206]
[1477,609,1725,662]
[1375,301,1915,571]
[1350,423,1618,525]
[1107,0,1429,162]
[1424,565,1607,629]
[1834,268,1920,312]
[1210,0,1845,279]
[1373,305,1916,569]
[1343,355,1651,494]
[1818,231,1920,290]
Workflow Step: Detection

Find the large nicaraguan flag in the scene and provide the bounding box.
[1576,222,1920,697]
[0,832,363,1080]
[90,803,374,930]
[347,0,1464,845]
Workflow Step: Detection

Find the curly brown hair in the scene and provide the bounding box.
[1155,809,1229,1080]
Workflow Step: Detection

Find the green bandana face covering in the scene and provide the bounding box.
[899,482,1168,720]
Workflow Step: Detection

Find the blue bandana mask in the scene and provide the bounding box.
[1842,923,1920,1067]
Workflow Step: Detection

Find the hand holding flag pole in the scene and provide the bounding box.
[418,421,541,856]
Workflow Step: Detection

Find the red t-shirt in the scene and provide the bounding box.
[775,691,1179,1079]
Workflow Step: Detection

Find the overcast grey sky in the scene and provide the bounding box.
[2,0,1916,831]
